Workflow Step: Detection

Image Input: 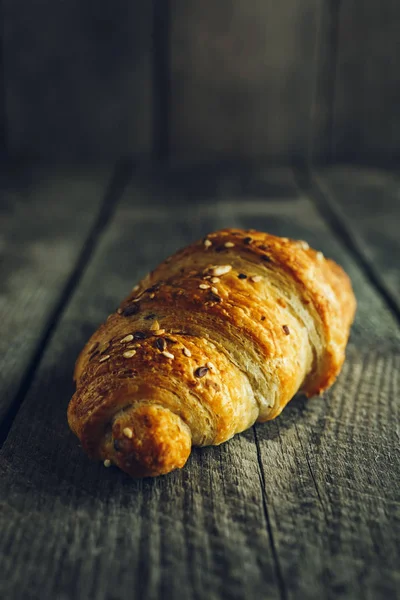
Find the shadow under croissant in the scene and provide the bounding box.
[90,389,312,479]
[2,393,312,505]
[9,318,312,493]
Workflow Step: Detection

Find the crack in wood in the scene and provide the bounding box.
[253,426,288,600]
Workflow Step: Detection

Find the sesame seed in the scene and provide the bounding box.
[120,334,134,343]
[154,329,166,336]
[144,313,157,320]
[150,320,160,331]
[123,304,141,317]
[99,355,110,363]
[183,347,191,357]
[117,308,123,314]
[298,240,309,250]
[132,284,140,292]
[123,427,133,439]
[316,251,324,261]
[104,459,111,467]
[133,331,146,340]
[224,241,234,248]
[99,341,110,354]
[211,265,232,277]
[206,361,215,371]
[162,351,175,359]
[155,338,167,351]
[123,350,136,358]
[251,275,262,283]
[210,277,220,283]
[133,297,141,302]
[209,292,222,303]
[204,239,212,248]
[283,325,290,335]
[195,366,209,378]
[211,286,219,295]
[199,283,210,289]
[89,341,99,353]
[149,293,155,299]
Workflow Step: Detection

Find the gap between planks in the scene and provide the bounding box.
[0,159,133,449]
[253,426,288,600]
[294,167,400,326]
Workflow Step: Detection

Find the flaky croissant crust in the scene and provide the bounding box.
[68,229,356,477]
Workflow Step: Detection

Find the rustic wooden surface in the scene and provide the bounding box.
[0,165,114,431]
[0,165,398,600]
[313,168,400,312]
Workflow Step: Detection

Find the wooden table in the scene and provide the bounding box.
[0,163,399,600]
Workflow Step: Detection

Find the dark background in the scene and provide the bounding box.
[1,0,399,164]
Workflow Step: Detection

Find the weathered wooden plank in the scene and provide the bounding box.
[333,1,400,161]
[221,166,400,349]
[170,1,319,161]
[0,169,286,600]
[313,168,400,313]
[0,165,112,428]
[3,1,152,158]
[256,347,400,599]
[0,167,399,599]
[228,169,400,598]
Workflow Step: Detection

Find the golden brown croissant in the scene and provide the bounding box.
[68,229,356,478]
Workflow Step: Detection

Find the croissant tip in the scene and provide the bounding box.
[108,404,192,478]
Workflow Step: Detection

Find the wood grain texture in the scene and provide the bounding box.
[333,1,400,162]
[313,167,400,314]
[0,167,399,599]
[256,347,400,599]
[0,165,111,426]
[3,1,152,159]
[219,166,400,349]
[170,1,319,161]
[0,173,285,600]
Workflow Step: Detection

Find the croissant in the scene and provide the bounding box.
[68,228,356,478]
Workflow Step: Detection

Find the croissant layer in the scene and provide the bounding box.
[68,229,356,477]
